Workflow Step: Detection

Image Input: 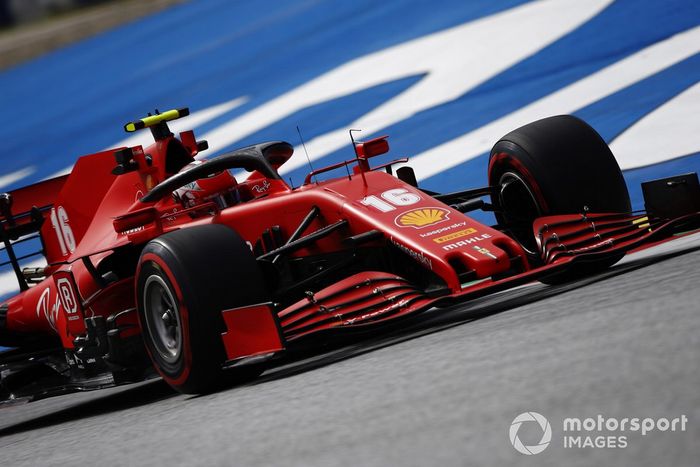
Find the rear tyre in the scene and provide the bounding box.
[136,224,268,394]
[488,115,631,283]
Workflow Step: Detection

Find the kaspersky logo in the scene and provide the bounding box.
[395,207,450,229]
[510,412,552,455]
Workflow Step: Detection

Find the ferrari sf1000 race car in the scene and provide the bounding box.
[1,109,698,400]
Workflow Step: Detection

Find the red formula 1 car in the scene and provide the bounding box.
[1,109,698,400]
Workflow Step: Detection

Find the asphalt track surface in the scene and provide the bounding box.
[1,233,699,466]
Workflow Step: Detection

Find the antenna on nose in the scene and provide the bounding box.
[297,126,317,184]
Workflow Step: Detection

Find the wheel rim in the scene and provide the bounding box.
[498,171,542,255]
[143,275,183,364]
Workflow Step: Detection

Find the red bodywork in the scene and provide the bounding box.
[1,124,697,372]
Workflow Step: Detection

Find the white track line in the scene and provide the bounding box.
[611,81,700,169]
[406,25,700,180]
[200,0,613,174]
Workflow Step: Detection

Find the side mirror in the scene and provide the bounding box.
[355,135,389,159]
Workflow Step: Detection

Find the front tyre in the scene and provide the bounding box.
[136,224,268,394]
[488,115,631,282]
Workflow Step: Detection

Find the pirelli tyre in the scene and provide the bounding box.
[488,115,631,283]
[136,224,268,394]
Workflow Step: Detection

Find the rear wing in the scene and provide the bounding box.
[0,175,68,290]
[1,148,128,294]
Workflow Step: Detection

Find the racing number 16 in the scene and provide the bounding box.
[50,206,76,255]
[361,188,421,212]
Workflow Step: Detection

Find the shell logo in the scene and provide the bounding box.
[395,207,450,229]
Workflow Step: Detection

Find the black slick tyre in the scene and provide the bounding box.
[136,224,268,393]
[488,115,631,283]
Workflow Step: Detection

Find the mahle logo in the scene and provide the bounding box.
[509,412,552,455]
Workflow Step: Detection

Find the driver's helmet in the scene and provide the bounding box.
[173,161,239,209]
